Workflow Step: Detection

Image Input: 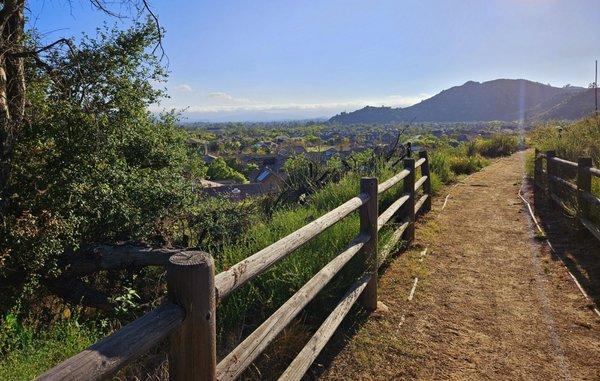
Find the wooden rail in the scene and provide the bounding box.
[39,150,433,381]
[533,149,600,242]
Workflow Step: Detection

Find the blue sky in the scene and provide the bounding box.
[28,0,600,122]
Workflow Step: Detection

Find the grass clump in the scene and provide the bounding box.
[528,115,600,223]
[0,314,102,381]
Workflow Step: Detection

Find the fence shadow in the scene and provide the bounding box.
[532,185,600,308]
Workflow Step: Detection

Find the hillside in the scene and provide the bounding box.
[329,79,593,124]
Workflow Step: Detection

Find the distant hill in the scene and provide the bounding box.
[329,79,594,124]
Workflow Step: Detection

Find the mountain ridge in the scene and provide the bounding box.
[329,79,593,124]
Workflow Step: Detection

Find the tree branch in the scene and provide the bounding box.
[45,277,113,311]
[61,244,186,277]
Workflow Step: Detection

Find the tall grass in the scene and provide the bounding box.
[528,115,600,223]
[0,315,102,380]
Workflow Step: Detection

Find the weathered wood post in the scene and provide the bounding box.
[533,148,541,208]
[359,177,378,311]
[545,151,556,197]
[577,157,593,234]
[419,150,432,212]
[167,251,216,381]
[403,158,416,242]
[533,149,540,186]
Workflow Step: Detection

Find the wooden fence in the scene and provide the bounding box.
[533,149,600,242]
[38,151,433,381]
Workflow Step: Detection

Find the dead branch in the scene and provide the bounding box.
[61,244,185,277]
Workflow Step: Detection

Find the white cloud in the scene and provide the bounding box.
[183,94,429,114]
[151,92,430,121]
[207,91,234,100]
[172,84,193,92]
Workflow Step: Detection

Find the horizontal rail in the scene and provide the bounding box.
[379,220,410,263]
[415,194,429,215]
[278,273,371,381]
[581,191,600,208]
[377,194,409,230]
[378,169,410,194]
[580,217,600,242]
[37,302,185,381]
[414,175,428,192]
[415,157,426,168]
[549,175,577,191]
[215,193,370,299]
[549,156,578,168]
[550,193,576,215]
[216,234,369,381]
[589,167,600,177]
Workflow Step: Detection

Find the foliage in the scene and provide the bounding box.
[527,115,600,221]
[0,314,102,381]
[528,115,600,165]
[206,157,247,183]
[428,150,454,184]
[449,154,489,175]
[1,20,205,312]
[466,134,519,158]
[185,197,259,251]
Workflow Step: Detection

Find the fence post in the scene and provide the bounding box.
[167,251,217,381]
[545,150,556,196]
[419,150,432,213]
[403,158,416,242]
[533,149,541,208]
[359,177,378,311]
[577,157,593,233]
[533,149,540,187]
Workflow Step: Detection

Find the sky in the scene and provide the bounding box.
[28,0,600,122]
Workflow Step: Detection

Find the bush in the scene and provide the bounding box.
[466,134,519,158]
[449,155,489,175]
[428,151,454,184]
[206,157,247,183]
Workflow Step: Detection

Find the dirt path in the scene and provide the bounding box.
[321,152,600,380]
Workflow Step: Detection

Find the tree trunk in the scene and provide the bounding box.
[0,0,26,215]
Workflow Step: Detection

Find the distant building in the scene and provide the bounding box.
[201,182,278,201]
[254,167,285,191]
[203,154,218,164]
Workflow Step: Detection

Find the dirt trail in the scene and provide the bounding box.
[321,152,600,380]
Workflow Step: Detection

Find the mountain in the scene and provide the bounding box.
[329,79,593,124]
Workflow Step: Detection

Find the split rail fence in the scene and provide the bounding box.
[533,149,600,241]
[38,151,433,381]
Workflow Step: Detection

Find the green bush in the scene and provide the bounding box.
[206,157,247,183]
[449,155,489,175]
[428,150,454,184]
[466,134,519,158]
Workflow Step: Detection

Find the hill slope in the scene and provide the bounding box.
[330,79,593,124]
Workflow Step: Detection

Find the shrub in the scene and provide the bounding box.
[428,151,454,184]
[466,134,519,158]
[206,157,247,183]
[449,155,489,175]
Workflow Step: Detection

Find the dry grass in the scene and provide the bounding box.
[320,153,600,380]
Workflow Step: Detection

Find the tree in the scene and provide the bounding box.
[0,0,162,219]
[1,19,207,311]
[206,157,247,183]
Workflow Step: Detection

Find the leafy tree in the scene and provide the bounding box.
[1,20,206,311]
[206,157,247,183]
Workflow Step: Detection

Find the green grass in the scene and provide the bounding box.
[0,316,102,380]
[528,115,600,224]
